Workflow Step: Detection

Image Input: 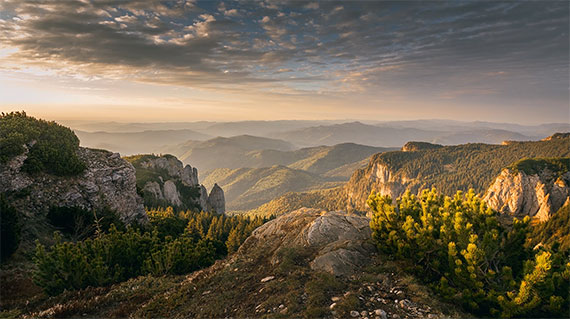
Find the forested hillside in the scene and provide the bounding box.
[248,136,570,217]
[1,111,85,176]
[344,136,570,213]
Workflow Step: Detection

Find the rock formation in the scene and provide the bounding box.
[401,141,443,152]
[240,208,374,276]
[0,147,146,224]
[206,183,225,214]
[484,166,570,221]
[344,157,417,213]
[139,155,199,186]
[129,154,225,214]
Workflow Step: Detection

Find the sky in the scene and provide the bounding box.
[0,0,568,124]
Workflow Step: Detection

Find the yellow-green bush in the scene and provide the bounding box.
[369,188,569,318]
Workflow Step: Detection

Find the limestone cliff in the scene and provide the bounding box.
[483,158,570,221]
[344,153,419,213]
[0,146,147,224]
[126,154,225,214]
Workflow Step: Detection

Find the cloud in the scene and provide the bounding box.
[0,0,566,103]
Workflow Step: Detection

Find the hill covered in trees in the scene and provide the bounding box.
[344,135,570,212]
[1,111,85,176]
[245,135,570,218]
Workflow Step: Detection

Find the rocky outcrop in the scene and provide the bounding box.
[206,183,225,214]
[240,208,374,276]
[484,167,570,221]
[0,147,146,224]
[344,158,418,213]
[130,154,225,214]
[401,141,443,152]
[163,180,183,207]
[542,132,570,141]
[138,155,199,187]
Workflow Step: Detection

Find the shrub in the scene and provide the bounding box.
[0,194,20,262]
[369,188,569,318]
[0,111,86,176]
[34,208,271,295]
[47,206,124,239]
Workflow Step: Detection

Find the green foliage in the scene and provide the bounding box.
[0,194,20,262]
[529,204,570,252]
[33,227,160,295]
[0,111,86,176]
[34,207,271,295]
[369,188,569,318]
[507,157,570,176]
[47,206,124,239]
[369,138,570,195]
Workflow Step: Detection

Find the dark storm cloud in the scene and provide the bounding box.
[0,0,567,97]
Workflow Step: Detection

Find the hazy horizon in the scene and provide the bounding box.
[1,1,569,123]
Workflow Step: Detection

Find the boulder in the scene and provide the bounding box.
[240,208,374,276]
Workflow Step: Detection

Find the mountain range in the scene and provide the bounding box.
[70,120,569,157]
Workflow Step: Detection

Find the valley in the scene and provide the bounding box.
[1,113,569,319]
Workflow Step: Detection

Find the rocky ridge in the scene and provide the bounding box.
[130,154,225,214]
[0,146,147,242]
[484,160,570,221]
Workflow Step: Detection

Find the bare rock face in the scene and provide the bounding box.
[143,181,164,200]
[484,169,570,221]
[401,141,443,152]
[239,208,374,276]
[206,183,225,214]
[133,154,225,214]
[0,147,146,224]
[344,160,418,213]
[163,180,183,207]
[139,155,199,187]
[199,185,209,212]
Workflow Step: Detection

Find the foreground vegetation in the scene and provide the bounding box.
[33,207,270,295]
[0,111,85,176]
[369,188,569,318]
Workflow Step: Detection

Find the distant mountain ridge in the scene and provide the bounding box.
[163,137,391,175]
[66,119,565,157]
[75,129,212,156]
[270,121,535,147]
[194,143,392,211]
